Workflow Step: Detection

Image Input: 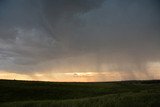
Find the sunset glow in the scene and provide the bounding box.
[0,61,160,82]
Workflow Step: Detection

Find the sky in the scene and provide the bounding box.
[0,0,160,82]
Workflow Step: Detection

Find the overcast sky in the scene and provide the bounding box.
[0,0,160,81]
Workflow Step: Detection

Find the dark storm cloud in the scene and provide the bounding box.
[0,0,160,76]
[0,0,105,72]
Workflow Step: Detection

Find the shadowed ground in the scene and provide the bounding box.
[0,79,160,107]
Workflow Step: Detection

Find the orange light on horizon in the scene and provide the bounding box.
[0,62,160,82]
[0,69,160,82]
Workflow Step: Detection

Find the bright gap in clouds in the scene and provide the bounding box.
[0,62,160,82]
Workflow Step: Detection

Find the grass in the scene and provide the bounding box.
[0,79,160,107]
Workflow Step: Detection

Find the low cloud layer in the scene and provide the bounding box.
[0,0,160,81]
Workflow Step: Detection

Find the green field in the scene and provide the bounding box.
[0,79,160,107]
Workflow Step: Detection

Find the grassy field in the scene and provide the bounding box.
[0,79,160,107]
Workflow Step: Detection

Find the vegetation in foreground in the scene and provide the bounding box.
[0,79,160,107]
